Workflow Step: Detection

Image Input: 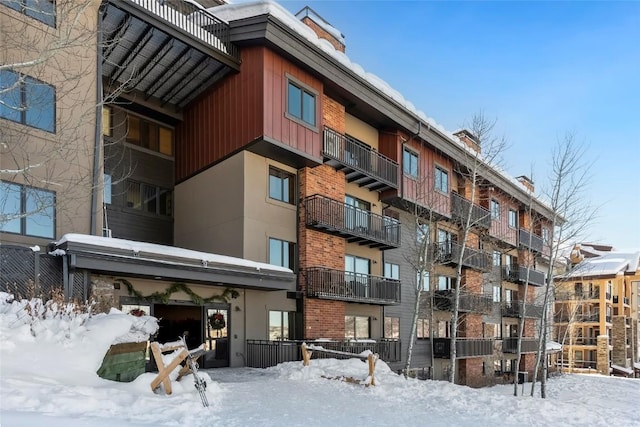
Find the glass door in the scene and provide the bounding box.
[202,304,230,368]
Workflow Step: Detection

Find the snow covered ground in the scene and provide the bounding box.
[1,293,638,427]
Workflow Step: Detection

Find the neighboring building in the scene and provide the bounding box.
[1,0,558,386]
[554,244,640,377]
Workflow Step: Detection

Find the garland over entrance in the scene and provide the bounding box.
[116,279,239,305]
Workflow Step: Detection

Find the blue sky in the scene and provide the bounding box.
[277,0,640,251]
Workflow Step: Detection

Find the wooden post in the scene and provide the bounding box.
[149,342,188,395]
[368,353,377,386]
[301,343,312,366]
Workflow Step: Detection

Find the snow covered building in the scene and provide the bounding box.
[554,245,640,377]
[1,0,558,386]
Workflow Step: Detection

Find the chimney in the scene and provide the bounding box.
[296,6,345,53]
[516,175,535,193]
[453,129,481,154]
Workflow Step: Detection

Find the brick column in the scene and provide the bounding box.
[611,316,627,367]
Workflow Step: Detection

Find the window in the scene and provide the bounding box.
[416,270,430,291]
[384,317,400,339]
[484,322,499,338]
[434,165,449,193]
[417,318,429,338]
[493,285,501,302]
[416,222,429,244]
[436,320,450,338]
[403,148,418,178]
[345,195,370,231]
[102,106,112,136]
[126,114,173,156]
[287,79,316,127]
[493,250,501,266]
[542,227,550,244]
[103,174,112,205]
[125,180,172,216]
[2,0,56,26]
[508,209,517,228]
[384,262,399,280]
[268,167,295,204]
[437,276,455,291]
[269,238,295,270]
[269,310,294,340]
[0,70,55,132]
[345,315,370,339]
[490,199,500,219]
[0,181,55,238]
[345,255,370,290]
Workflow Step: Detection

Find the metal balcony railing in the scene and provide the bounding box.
[322,127,398,191]
[245,339,401,368]
[518,229,544,253]
[501,301,545,319]
[432,290,493,315]
[304,267,401,305]
[502,337,539,353]
[501,265,546,287]
[434,241,491,272]
[555,290,600,300]
[304,195,400,249]
[432,338,494,359]
[450,192,491,229]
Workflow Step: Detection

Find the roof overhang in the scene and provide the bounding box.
[54,235,295,291]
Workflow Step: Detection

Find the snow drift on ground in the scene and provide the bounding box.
[1,293,638,426]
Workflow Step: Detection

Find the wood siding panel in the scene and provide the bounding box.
[488,190,518,246]
[176,47,265,182]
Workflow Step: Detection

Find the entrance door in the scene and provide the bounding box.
[202,305,230,368]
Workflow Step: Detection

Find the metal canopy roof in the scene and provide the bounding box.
[101,0,240,109]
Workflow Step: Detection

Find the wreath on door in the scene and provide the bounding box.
[209,312,226,330]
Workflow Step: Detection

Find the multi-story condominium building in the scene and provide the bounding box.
[1,0,558,386]
[554,244,639,377]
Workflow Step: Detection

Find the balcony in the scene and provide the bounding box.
[304,267,401,305]
[245,339,401,368]
[503,337,539,353]
[555,290,600,301]
[304,195,400,250]
[101,0,240,109]
[574,337,598,345]
[432,290,493,315]
[451,192,491,230]
[434,242,491,272]
[518,229,544,253]
[501,301,545,318]
[432,338,494,359]
[322,128,398,191]
[501,265,546,287]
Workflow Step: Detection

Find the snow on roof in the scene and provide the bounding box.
[209,1,555,212]
[546,341,562,352]
[295,6,345,44]
[634,362,640,370]
[55,234,292,274]
[611,364,634,375]
[559,251,640,279]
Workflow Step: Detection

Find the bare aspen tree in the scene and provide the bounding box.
[530,132,596,398]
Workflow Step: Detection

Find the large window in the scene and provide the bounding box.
[269,238,295,270]
[384,262,399,280]
[345,315,370,339]
[417,318,429,338]
[508,209,517,228]
[384,316,400,339]
[0,70,55,132]
[403,148,418,178]
[435,165,449,193]
[125,180,172,216]
[0,181,55,238]
[287,79,316,127]
[126,114,173,156]
[2,0,56,27]
[268,166,295,204]
[490,199,500,219]
[269,310,294,340]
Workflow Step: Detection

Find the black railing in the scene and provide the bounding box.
[432,290,493,314]
[434,241,491,272]
[501,301,544,318]
[450,192,491,229]
[575,337,598,345]
[245,339,401,368]
[304,267,401,305]
[501,265,545,287]
[555,290,600,300]
[577,313,600,322]
[503,337,539,353]
[518,229,544,253]
[322,127,398,190]
[304,195,400,249]
[122,0,239,60]
[432,338,494,359]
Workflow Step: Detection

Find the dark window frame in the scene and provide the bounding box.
[285,75,318,130]
[384,316,400,339]
[345,315,370,339]
[2,0,56,27]
[403,148,419,179]
[125,113,174,157]
[434,164,449,193]
[268,237,296,271]
[0,180,56,238]
[268,166,295,205]
[0,69,56,133]
[124,180,173,217]
[508,209,518,228]
[490,199,501,219]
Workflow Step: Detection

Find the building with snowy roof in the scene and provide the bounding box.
[554,245,639,377]
[2,0,562,386]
